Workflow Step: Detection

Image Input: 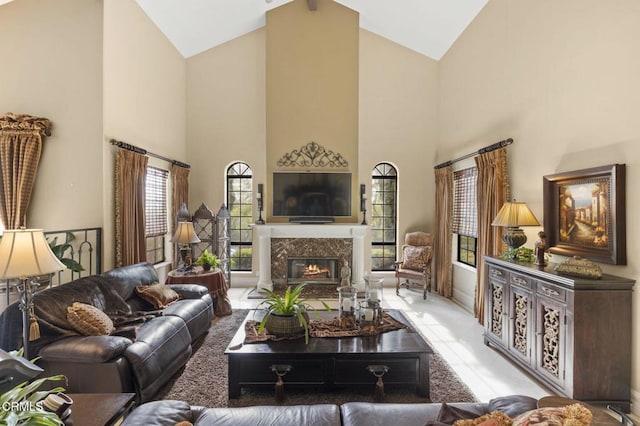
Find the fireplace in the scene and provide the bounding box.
[287,257,339,285]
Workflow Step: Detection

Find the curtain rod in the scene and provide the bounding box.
[434,138,513,170]
[109,139,190,169]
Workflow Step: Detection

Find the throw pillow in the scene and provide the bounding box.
[512,404,592,426]
[454,411,512,426]
[66,302,115,336]
[135,283,180,309]
[402,245,432,271]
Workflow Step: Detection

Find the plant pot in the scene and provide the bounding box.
[265,311,309,339]
[202,262,212,271]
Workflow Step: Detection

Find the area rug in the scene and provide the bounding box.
[154,309,477,407]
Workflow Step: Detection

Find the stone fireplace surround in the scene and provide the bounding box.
[253,224,368,292]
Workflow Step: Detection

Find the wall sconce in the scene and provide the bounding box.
[256,183,265,224]
[492,199,540,259]
[360,184,367,225]
[172,222,201,271]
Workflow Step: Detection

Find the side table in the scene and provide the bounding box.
[166,267,232,317]
[66,393,135,426]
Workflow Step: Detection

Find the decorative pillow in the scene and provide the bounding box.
[454,411,513,426]
[402,245,432,271]
[135,283,180,309]
[512,404,592,426]
[66,302,114,336]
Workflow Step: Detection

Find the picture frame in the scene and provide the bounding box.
[543,164,626,265]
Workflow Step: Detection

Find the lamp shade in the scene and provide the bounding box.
[172,222,201,245]
[0,229,66,280]
[492,201,540,227]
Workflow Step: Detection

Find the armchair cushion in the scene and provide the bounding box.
[401,245,432,271]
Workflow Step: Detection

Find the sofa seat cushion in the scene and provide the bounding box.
[195,404,341,426]
[162,296,213,342]
[39,335,132,363]
[341,402,488,426]
[121,400,194,426]
[124,315,192,402]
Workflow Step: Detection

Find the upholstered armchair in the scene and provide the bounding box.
[395,232,433,300]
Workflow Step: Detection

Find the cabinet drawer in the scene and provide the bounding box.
[334,358,419,385]
[488,266,507,282]
[238,358,325,384]
[509,272,532,289]
[537,282,566,302]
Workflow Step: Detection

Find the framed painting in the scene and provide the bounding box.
[543,164,626,264]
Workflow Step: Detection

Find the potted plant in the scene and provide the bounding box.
[0,350,67,426]
[257,282,331,344]
[195,249,220,271]
[47,232,84,273]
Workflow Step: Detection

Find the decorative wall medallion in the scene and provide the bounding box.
[277,141,349,168]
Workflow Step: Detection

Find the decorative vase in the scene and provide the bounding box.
[264,311,309,338]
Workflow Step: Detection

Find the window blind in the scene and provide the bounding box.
[145,166,168,237]
[452,167,478,237]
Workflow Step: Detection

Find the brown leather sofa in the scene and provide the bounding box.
[0,262,214,402]
[120,395,539,425]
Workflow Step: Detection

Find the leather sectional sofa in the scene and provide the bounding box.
[121,395,539,425]
[0,262,214,402]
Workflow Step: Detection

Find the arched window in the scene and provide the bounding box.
[371,163,397,271]
[227,162,253,271]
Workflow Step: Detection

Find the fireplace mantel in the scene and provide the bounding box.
[253,223,369,292]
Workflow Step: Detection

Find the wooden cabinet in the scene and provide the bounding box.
[484,256,634,411]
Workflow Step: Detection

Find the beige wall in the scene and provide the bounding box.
[103,0,187,269]
[359,29,438,238]
[439,0,640,409]
[266,0,359,222]
[0,0,103,232]
[186,29,266,215]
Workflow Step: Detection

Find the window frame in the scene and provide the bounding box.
[457,234,477,267]
[226,162,253,271]
[145,165,169,265]
[371,162,398,272]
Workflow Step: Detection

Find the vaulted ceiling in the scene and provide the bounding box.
[135,0,488,60]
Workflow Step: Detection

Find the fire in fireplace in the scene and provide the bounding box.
[287,257,339,285]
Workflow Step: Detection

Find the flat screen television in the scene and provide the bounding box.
[272,172,352,218]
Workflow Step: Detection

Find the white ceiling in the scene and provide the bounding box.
[135,0,488,60]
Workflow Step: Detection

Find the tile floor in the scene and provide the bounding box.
[226,284,553,403]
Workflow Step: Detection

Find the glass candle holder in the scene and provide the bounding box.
[364,275,384,306]
[358,300,379,334]
[338,286,358,329]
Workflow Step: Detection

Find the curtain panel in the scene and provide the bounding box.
[0,113,52,229]
[474,148,509,324]
[171,164,190,227]
[434,166,453,297]
[115,149,148,267]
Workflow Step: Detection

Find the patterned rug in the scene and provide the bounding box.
[154,309,477,407]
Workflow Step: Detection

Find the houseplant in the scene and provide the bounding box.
[195,249,220,271]
[257,282,331,344]
[0,350,67,426]
[47,232,84,273]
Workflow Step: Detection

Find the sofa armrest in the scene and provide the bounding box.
[121,400,195,426]
[167,284,209,299]
[39,335,132,363]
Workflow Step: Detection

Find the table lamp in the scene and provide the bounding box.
[172,221,201,271]
[492,200,540,259]
[0,229,66,359]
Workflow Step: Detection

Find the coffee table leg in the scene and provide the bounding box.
[417,353,430,397]
[228,357,241,398]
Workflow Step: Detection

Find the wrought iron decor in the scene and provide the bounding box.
[277,141,348,168]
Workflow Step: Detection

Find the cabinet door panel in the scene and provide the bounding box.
[508,285,533,365]
[486,279,508,347]
[534,295,566,389]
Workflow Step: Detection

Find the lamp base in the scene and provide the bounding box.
[503,227,528,259]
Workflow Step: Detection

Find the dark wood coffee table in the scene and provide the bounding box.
[225,309,433,398]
